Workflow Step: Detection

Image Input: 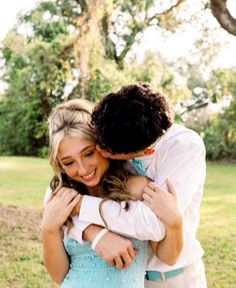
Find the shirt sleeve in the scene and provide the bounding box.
[44,186,52,205]
[79,196,166,241]
[154,136,206,212]
[66,216,91,244]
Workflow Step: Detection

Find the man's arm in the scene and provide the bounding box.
[82,224,137,270]
[77,196,166,241]
[153,136,206,212]
[70,177,181,268]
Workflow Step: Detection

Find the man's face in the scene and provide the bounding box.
[96,146,155,160]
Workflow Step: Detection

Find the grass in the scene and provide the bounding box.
[198,162,236,287]
[0,156,53,208]
[0,157,236,287]
[0,156,55,288]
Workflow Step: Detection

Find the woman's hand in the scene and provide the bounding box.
[143,179,182,228]
[69,195,84,217]
[41,187,81,233]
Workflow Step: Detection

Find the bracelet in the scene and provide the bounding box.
[91,228,109,250]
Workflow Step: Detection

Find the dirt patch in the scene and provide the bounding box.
[0,204,43,241]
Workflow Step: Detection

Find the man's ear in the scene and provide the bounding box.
[143,146,155,156]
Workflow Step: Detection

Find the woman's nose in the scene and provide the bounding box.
[75,160,88,176]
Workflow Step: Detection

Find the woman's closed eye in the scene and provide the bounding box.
[63,161,74,166]
[84,151,94,157]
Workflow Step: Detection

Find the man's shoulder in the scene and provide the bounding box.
[161,124,205,150]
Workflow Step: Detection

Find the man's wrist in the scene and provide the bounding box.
[82,224,104,242]
[91,228,109,250]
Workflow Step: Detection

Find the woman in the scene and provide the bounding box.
[41,99,182,288]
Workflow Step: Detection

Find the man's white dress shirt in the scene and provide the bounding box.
[69,124,206,272]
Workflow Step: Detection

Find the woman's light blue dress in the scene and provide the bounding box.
[61,237,148,288]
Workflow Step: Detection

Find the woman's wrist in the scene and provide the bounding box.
[41,223,61,235]
[165,212,183,230]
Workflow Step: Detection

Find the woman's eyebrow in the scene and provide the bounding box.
[60,144,96,161]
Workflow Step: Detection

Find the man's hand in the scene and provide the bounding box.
[95,230,138,270]
[143,179,182,229]
[83,225,138,270]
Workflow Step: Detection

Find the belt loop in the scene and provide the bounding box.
[160,272,166,280]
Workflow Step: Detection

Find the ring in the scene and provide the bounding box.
[154,185,159,191]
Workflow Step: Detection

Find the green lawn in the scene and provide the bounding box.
[0,156,52,208]
[0,157,235,287]
[198,162,236,287]
[0,156,55,288]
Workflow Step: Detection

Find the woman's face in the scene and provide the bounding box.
[57,136,109,188]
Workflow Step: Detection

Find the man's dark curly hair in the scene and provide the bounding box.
[91,83,174,153]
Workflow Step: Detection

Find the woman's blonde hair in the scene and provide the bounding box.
[48,98,95,195]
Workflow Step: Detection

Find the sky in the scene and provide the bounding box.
[0,0,39,41]
[0,1,236,70]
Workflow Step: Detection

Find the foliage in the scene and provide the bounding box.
[187,68,236,160]
[0,1,75,156]
[0,98,45,156]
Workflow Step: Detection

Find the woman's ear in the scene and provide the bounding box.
[143,146,155,156]
[96,145,112,158]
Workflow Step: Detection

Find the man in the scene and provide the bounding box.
[71,83,207,287]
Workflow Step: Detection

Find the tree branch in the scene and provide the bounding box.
[148,0,185,24]
[210,0,236,36]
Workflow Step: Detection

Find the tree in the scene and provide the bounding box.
[100,0,185,69]
[74,0,111,98]
[210,0,236,36]
[189,68,236,160]
[0,1,75,156]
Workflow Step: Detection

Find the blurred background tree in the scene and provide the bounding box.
[0,0,235,159]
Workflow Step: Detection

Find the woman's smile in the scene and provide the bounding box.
[80,168,96,181]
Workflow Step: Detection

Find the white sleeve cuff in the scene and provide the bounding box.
[79,195,105,226]
[66,215,91,245]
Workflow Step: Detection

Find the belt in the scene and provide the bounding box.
[145,268,184,280]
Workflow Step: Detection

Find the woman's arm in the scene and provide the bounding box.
[150,221,183,266]
[41,227,69,284]
[41,187,81,284]
[127,175,183,265]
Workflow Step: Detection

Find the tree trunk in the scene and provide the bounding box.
[75,0,110,98]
